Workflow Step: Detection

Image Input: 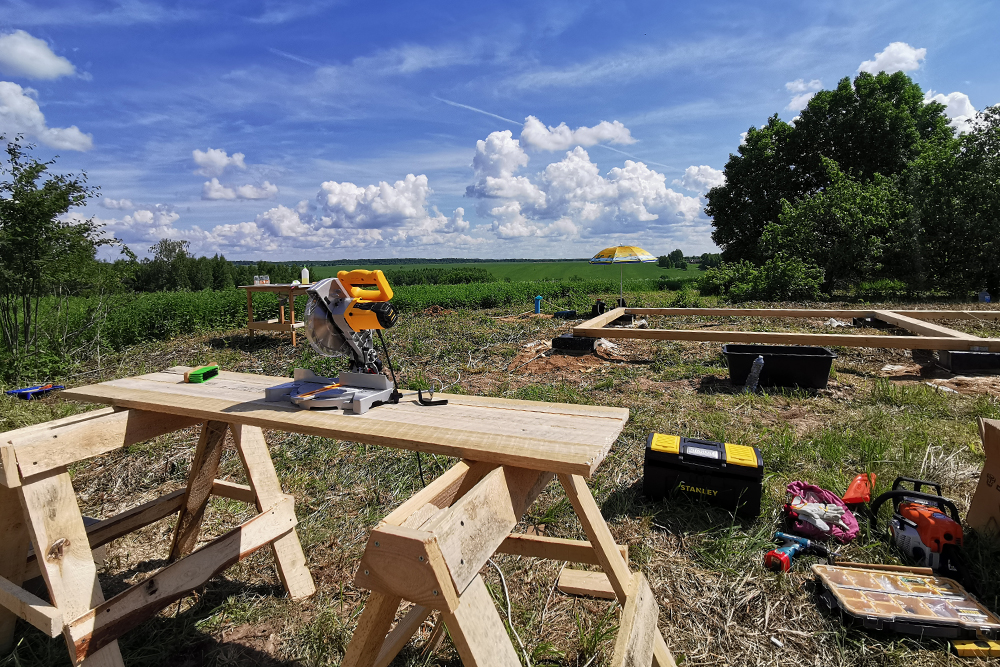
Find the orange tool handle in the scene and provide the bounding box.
[337,269,393,301]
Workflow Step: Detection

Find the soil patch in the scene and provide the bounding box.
[422,305,452,316]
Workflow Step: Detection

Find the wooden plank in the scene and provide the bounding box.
[0,446,19,488]
[872,310,978,339]
[169,421,228,560]
[381,461,495,528]
[558,474,633,602]
[355,525,460,612]
[623,307,874,319]
[18,468,124,666]
[61,372,626,476]
[211,479,256,504]
[230,424,315,600]
[557,569,616,599]
[10,410,200,480]
[572,326,1000,351]
[1,408,116,442]
[374,604,431,667]
[341,592,402,667]
[875,310,1000,321]
[0,484,32,648]
[653,633,677,667]
[497,533,627,564]
[66,496,297,663]
[0,574,62,638]
[577,307,628,331]
[610,572,657,667]
[26,489,186,580]
[422,466,551,594]
[441,574,522,667]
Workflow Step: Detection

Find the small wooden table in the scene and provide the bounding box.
[240,284,311,345]
[31,368,676,666]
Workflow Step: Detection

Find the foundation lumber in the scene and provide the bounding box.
[572,326,1000,351]
[610,572,658,667]
[66,496,297,663]
[623,307,873,319]
[871,310,977,339]
[497,533,627,564]
[577,307,628,330]
[441,574,522,667]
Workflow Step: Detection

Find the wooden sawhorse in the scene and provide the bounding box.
[342,460,676,667]
[0,407,315,666]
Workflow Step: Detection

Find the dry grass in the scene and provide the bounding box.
[3,298,1000,666]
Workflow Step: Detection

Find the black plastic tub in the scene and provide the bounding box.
[722,344,837,389]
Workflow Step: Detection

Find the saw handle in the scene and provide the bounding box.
[337,269,393,302]
[869,489,962,528]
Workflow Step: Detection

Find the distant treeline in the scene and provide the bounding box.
[232,257,592,267]
[124,240,298,292]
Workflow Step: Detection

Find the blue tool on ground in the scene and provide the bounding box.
[5,383,65,400]
[765,531,834,572]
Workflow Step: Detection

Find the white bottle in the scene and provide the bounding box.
[301,267,310,284]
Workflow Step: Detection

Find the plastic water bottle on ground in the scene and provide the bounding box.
[745,355,764,393]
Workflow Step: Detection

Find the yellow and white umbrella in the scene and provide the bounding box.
[589,244,657,303]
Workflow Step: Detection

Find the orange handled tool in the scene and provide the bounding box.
[337,269,393,302]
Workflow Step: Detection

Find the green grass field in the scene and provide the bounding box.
[310,260,693,282]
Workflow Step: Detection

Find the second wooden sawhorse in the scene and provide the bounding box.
[0,407,315,666]
[343,459,676,667]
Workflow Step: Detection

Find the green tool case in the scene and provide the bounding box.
[643,433,763,518]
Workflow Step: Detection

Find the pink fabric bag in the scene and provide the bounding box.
[784,481,859,543]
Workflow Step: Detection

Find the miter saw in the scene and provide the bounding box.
[265,269,404,414]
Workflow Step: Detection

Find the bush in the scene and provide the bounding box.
[384,266,495,286]
[698,256,825,302]
[852,278,910,301]
[657,276,699,291]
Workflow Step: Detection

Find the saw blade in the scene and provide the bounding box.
[304,295,351,357]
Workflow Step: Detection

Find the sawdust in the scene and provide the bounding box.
[421,305,452,316]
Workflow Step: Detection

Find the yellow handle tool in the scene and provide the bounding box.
[337,269,393,302]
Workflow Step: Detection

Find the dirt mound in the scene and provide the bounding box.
[422,305,452,316]
[507,349,605,373]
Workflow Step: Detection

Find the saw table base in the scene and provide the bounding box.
[0,409,315,666]
[342,460,676,667]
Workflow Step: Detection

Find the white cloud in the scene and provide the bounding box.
[520,115,636,151]
[0,81,92,150]
[672,165,725,193]
[858,42,926,75]
[0,30,76,79]
[89,207,185,245]
[101,197,134,210]
[785,78,822,111]
[192,148,246,177]
[466,128,704,243]
[201,178,278,200]
[925,90,978,133]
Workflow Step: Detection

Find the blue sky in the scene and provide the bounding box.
[1,0,997,260]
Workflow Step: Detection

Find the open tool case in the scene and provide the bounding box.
[813,563,1000,639]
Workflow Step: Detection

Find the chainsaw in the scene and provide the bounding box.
[870,476,966,581]
[265,269,403,414]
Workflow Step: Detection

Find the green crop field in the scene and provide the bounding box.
[309,260,693,282]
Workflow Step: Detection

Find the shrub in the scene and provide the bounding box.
[698,256,824,302]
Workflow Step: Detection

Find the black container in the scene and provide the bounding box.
[551,334,595,351]
[643,434,763,518]
[937,350,1000,373]
[723,344,837,389]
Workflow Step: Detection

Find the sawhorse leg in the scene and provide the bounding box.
[18,469,124,666]
[0,484,31,653]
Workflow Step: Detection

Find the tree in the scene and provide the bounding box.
[667,248,685,267]
[707,72,953,264]
[657,254,670,268]
[907,106,1000,296]
[0,136,107,380]
[762,157,911,291]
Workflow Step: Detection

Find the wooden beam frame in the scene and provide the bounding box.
[573,307,1000,352]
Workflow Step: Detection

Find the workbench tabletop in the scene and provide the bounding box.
[61,368,629,476]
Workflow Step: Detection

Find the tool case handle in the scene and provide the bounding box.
[891,476,943,497]
[870,489,961,523]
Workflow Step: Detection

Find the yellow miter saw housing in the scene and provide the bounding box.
[266,269,403,413]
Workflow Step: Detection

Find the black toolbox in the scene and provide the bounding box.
[643,434,764,518]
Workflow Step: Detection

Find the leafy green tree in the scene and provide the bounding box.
[0,136,108,380]
[657,254,670,268]
[697,255,824,302]
[907,106,1000,296]
[667,248,685,268]
[762,157,911,291]
[707,72,952,264]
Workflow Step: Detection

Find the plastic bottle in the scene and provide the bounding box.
[744,355,765,393]
[301,267,310,285]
